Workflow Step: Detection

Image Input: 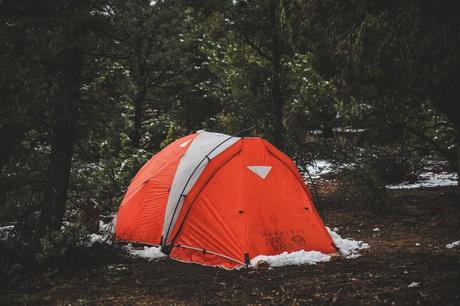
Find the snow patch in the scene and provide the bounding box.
[87,218,116,246]
[251,250,330,267]
[89,233,106,245]
[372,227,380,232]
[124,244,166,260]
[327,227,369,258]
[408,282,420,288]
[386,172,457,189]
[446,240,460,249]
[0,225,14,241]
[305,160,334,178]
[107,264,127,271]
[333,127,366,133]
[1,218,116,246]
[303,160,355,179]
[100,216,116,235]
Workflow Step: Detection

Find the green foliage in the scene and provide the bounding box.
[160,122,188,148]
[285,53,339,148]
[35,224,90,264]
[69,137,153,215]
[367,146,423,185]
[336,166,388,212]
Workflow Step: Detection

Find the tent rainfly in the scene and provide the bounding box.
[115,131,337,269]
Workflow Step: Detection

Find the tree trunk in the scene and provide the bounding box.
[38,11,84,235]
[131,88,146,148]
[457,127,460,189]
[270,0,285,150]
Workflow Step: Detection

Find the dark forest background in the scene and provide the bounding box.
[0,0,459,272]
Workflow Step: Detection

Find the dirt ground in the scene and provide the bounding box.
[1,186,459,305]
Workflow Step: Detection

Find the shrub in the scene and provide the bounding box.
[35,224,90,265]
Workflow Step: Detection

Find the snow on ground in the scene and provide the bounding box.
[305,160,335,178]
[0,219,115,246]
[107,264,127,271]
[0,224,15,241]
[446,240,460,249]
[327,227,369,258]
[99,216,116,234]
[124,244,165,260]
[89,233,107,245]
[303,160,355,179]
[303,158,458,189]
[302,157,457,189]
[386,171,457,189]
[250,227,369,267]
[408,282,420,288]
[0,219,115,245]
[251,250,331,267]
[333,127,366,133]
[424,158,449,170]
[87,218,116,246]
[122,226,369,267]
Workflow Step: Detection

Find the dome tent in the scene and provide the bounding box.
[115,131,337,269]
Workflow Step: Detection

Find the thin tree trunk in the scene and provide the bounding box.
[131,88,146,147]
[457,127,460,189]
[38,11,84,235]
[270,0,285,150]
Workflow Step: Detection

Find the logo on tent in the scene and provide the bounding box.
[247,166,272,179]
[179,139,192,148]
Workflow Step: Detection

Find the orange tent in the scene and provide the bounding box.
[115,131,336,269]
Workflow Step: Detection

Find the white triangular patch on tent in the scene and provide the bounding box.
[247,166,272,179]
[179,139,192,148]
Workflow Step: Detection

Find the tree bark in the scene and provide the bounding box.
[457,127,460,189]
[38,9,84,235]
[131,88,146,148]
[270,0,285,150]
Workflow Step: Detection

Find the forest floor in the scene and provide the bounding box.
[1,186,459,305]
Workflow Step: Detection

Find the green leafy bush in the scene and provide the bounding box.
[35,224,90,264]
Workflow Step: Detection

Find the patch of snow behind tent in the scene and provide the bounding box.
[89,233,106,245]
[305,160,334,178]
[303,160,355,179]
[87,217,116,246]
[100,214,116,235]
[386,172,457,189]
[124,244,165,260]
